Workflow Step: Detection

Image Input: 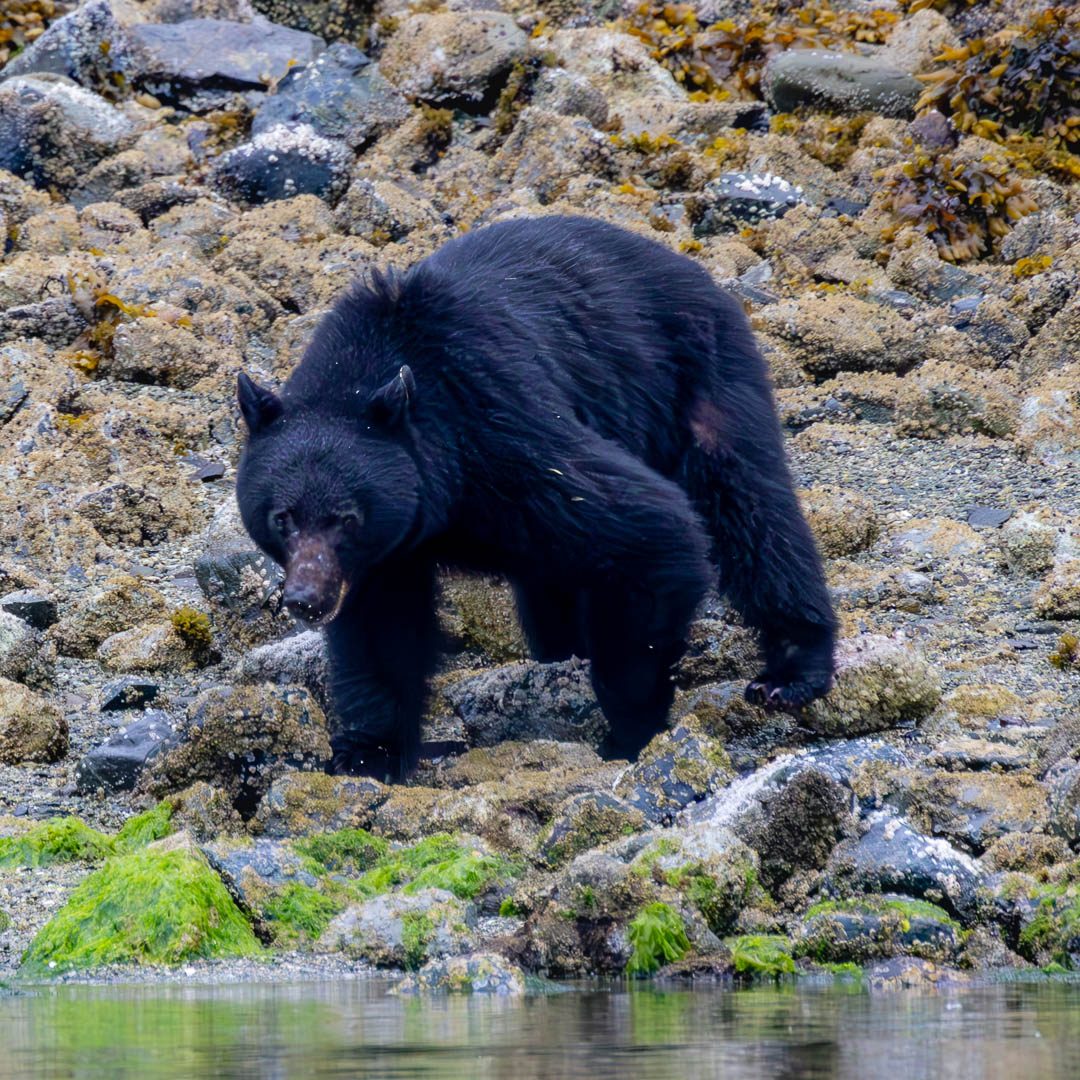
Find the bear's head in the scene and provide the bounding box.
[235,366,421,625]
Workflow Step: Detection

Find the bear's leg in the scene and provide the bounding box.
[512,578,587,662]
[682,393,836,711]
[586,585,692,761]
[324,558,439,781]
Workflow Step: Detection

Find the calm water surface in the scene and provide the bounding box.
[1,977,1079,1079]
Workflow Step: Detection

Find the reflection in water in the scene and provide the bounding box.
[1,978,1080,1079]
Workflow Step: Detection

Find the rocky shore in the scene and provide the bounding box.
[0,0,1078,993]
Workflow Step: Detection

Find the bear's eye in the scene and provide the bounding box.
[271,510,297,538]
[340,509,364,532]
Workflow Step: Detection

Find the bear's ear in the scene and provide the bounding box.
[237,371,283,433]
[366,365,416,428]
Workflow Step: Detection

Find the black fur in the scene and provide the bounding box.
[236,216,836,780]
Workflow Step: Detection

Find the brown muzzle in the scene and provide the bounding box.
[282,535,348,625]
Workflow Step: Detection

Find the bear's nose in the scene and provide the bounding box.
[282,582,326,623]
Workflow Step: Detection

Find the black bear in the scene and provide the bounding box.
[236,215,836,779]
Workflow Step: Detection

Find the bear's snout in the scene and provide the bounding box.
[282,535,348,625]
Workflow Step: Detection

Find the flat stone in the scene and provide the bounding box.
[74,709,180,793]
[965,506,1013,529]
[0,589,57,629]
[101,676,160,712]
[694,172,806,235]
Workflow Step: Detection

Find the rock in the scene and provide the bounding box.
[763,50,922,118]
[144,683,331,815]
[614,718,733,824]
[999,512,1060,576]
[318,888,476,969]
[1017,369,1080,468]
[0,678,67,764]
[693,172,806,236]
[437,575,525,663]
[0,589,57,630]
[803,635,941,738]
[673,621,759,688]
[444,659,607,749]
[51,574,168,658]
[1034,560,1080,620]
[252,44,408,149]
[108,317,221,389]
[210,123,351,206]
[75,710,180,793]
[392,952,526,995]
[531,68,609,129]
[801,485,881,558]
[101,676,160,712]
[204,836,317,917]
[0,0,131,88]
[380,12,526,110]
[797,895,962,964]
[235,631,328,702]
[896,361,1019,440]
[0,77,138,192]
[421,740,604,789]
[824,810,985,921]
[0,610,51,686]
[966,506,1012,530]
[1046,759,1080,847]
[333,178,446,248]
[253,770,387,837]
[98,621,194,674]
[247,0,367,40]
[879,8,959,73]
[864,956,969,993]
[168,781,245,841]
[734,769,850,894]
[887,517,983,563]
[762,292,923,378]
[540,791,647,867]
[127,16,325,108]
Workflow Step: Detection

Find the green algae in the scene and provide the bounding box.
[0,805,174,870]
[21,847,262,975]
[0,909,9,933]
[727,935,796,979]
[292,828,388,876]
[625,903,690,977]
[401,911,436,971]
[263,883,344,947]
[805,897,958,930]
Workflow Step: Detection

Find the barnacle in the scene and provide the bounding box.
[916,8,1080,153]
[619,2,897,101]
[877,148,1039,262]
[770,112,872,168]
[0,1,67,68]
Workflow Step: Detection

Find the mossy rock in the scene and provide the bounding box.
[438,575,526,662]
[253,770,388,838]
[796,895,961,964]
[1016,883,1080,970]
[0,678,67,764]
[21,844,262,975]
[392,951,526,995]
[539,791,646,867]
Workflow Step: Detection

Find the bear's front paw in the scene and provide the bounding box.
[744,668,832,713]
[330,742,405,782]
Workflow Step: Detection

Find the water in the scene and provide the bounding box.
[2,978,1080,1079]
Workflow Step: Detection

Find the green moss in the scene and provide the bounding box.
[665,860,761,935]
[498,897,523,918]
[0,909,9,933]
[292,828,388,877]
[1018,891,1080,968]
[805,897,958,930]
[727,935,796,979]
[115,803,174,851]
[401,911,435,971]
[820,961,863,979]
[0,818,115,868]
[263,883,344,947]
[169,606,212,652]
[357,834,518,901]
[21,847,262,975]
[625,903,691,977]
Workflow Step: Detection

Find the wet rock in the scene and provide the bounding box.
[393,952,526,995]
[0,678,67,764]
[380,12,526,110]
[126,16,325,108]
[0,78,138,192]
[210,123,351,206]
[204,837,317,918]
[421,740,604,790]
[824,810,986,921]
[168,781,245,841]
[318,888,476,969]
[763,51,922,118]
[734,769,850,894]
[76,480,177,547]
[144,683,331,815]
[692,172,805,235]
[101,676,159,712]
[801,485,881,558]
[803,635,941,738]
[74,710,180,793]
[444,659,607,749]
[926,738,1034,773]
[540,791,647,867]
[673,621,759,689]
[252,43,407,149]
[51,574,168,659]
[982,832,1067,873]
[614,717,733,824]
[98,621,194,674]
[0,610,52,687]
[437,575,526,663]
[1034,561,1080,620]
[0,590,57,630]
[249,0,369,40]
[760,292,922,378]
[797,895,962,964]
[235,631,328,703]
[253,770,387,838]
[333,178,446,248]
[864,956,969,993]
